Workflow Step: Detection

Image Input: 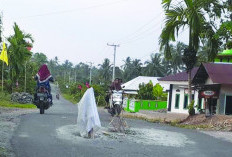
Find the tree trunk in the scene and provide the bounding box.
[188,70,192,105]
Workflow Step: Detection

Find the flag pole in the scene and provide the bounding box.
[2,62,4,91]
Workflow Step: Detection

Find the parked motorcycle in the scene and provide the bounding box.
[34,86,52,114]
[108,90,123,116]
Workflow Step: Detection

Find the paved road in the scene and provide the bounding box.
[11,88,232,157]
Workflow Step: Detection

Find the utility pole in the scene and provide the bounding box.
[107,43,119,82]
[24,61,27,92]
[69,71,71,84]
[87,62,93,85]
[74,69,77,83]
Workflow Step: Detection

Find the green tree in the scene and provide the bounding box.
[160,0,223,103]
[7,23,34,90]
[99,58,112,83]
[153,83,164,100]
[144,53,165,77]
[32,52,48,67]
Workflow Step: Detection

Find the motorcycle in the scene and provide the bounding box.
[108,90,123,116]
[34,86,52,114]
[56,93,60,100]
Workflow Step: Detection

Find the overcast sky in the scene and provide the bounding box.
[1,0,188,67]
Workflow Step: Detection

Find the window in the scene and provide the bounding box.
[183,94,188,109]
[175,94,180,109]
[192,94,195,101]
[198,98,202,109]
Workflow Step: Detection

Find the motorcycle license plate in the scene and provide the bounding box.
[37,93,47,101]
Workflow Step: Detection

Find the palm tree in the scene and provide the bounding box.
[7,23,34,89]
[144,53,166,77]
[122,57,132,81]
[159,0,223,103]
[32,52,48,67]
[99,58,112,83]
[171,42,186,73]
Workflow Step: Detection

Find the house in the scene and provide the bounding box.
[158,68,199,114]
[159,62,232,115]
[122,76,169,95]
[192,63,232,115]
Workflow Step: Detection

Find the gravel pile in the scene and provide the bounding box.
[0,107,35,157]
[11,92,33,104]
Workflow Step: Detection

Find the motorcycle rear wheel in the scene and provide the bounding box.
[40,102,45,114]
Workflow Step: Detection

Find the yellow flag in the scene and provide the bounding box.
[0,42,8,66]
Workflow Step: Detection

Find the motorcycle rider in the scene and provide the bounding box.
[108,78,123,116]
[34,64,54,104]
[110,78,122,91]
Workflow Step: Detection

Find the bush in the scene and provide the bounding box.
[153,83,163,100]
[188,100,195,116]
[137,82,167,101]
[58,80,107,105]
[137,81,155,100]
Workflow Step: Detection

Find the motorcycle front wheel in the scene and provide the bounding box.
[115,104,122,116]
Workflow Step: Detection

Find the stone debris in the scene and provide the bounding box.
[11,92,33,104]
[108,116,128,133]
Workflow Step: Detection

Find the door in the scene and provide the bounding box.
[225,96,232,115]
[209,98,217,115]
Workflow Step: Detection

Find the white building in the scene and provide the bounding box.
[122,76,169,94]
[159,68,200,114]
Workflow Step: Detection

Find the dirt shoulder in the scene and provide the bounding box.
[181,114,232,131]
[122,110,188,123]
[121,110,232,131]
[0,107,36,157]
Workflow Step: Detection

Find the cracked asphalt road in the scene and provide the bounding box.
[11,88,232,157]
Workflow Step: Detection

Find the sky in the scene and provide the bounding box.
[1,0,188,67]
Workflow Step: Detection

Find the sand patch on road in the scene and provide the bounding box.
[56,125,194,147]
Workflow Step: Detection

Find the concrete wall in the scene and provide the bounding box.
[169,85,199,114]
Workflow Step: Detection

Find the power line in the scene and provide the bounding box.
[13,0,133,20]
[119,15,164,45]
[117,11,163,42]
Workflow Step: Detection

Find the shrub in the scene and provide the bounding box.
[188,100,195,116]
[137,81,155,100]
[153,83,163,100]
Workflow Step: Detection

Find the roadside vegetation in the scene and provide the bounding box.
[0,92,35,109]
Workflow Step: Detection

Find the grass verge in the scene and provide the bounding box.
[62,94,77,104]
[0,100,36,109]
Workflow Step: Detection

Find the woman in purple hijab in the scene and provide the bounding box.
[34,64,54,103]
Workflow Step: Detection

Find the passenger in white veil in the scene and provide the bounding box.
[77,87,101,138]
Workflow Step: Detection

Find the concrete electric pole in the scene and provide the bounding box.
[107,43,120,82]
[87,62,93,85]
